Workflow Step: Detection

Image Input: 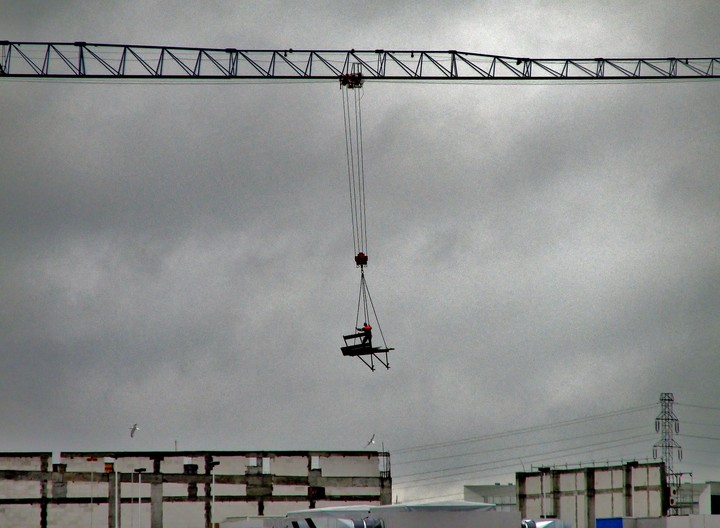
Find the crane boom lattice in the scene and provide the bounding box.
[2,42,719,81]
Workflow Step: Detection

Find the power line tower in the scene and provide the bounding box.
[653,392,682,511]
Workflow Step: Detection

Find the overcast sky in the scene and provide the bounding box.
[1,1,719,503]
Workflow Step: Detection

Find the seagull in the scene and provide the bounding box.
[130,424,139,438]
[365,434,376,448]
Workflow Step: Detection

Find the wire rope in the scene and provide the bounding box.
[355,87,368,255]
[393,403,656,454]
[355,271,369,326]
[395,433,655,484]
[351,86,364,256]
[395,424,648,466]
[676,403,720,412]
[363,274,389,348]
[342,87,360,257]
[353,272,390,349]
[341,67,369,264]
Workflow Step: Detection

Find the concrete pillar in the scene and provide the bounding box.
[551,471,560,518]
[380,477,392,505]
[108,471,120,528]
[625,461,638,516]
[40,456,49,528]
[51,464,67,499]
[539,467,551,518]
[204,480,211,528]
[151,480,163,528]
[585,468,595,528]
[517,473,527,519]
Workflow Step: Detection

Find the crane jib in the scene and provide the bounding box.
[1,43,719,80]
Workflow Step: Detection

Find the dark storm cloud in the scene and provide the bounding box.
[1,0,719,502]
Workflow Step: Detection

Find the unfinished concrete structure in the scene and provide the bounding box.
[0,450,391,528]
[517,461,667,528]
[464,482,518,511]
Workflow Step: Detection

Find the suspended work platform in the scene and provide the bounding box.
[341,331,394,371]
[339,271,394,372]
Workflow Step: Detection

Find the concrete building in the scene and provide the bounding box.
[0,450,391,528]
[465,462,720,528]
[517,462,667,527]
[464,483,518,511]
[698,482,720,514]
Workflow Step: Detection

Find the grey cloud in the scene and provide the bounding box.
[1,0,719,500]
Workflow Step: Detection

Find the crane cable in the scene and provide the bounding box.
[339,68,393,370]
[355,271,390,349]
[341,68,391,350]
[341,73,368,264]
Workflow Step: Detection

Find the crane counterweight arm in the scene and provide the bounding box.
[1,42,719,81]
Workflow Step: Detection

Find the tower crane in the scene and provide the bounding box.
[3,42,719,371]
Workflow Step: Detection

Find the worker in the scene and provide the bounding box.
[356,322,372,345]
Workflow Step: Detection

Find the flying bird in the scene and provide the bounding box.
[130,424,139,438]
[365,434,376,448]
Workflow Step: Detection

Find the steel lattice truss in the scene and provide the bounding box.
[1,41,719,81]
